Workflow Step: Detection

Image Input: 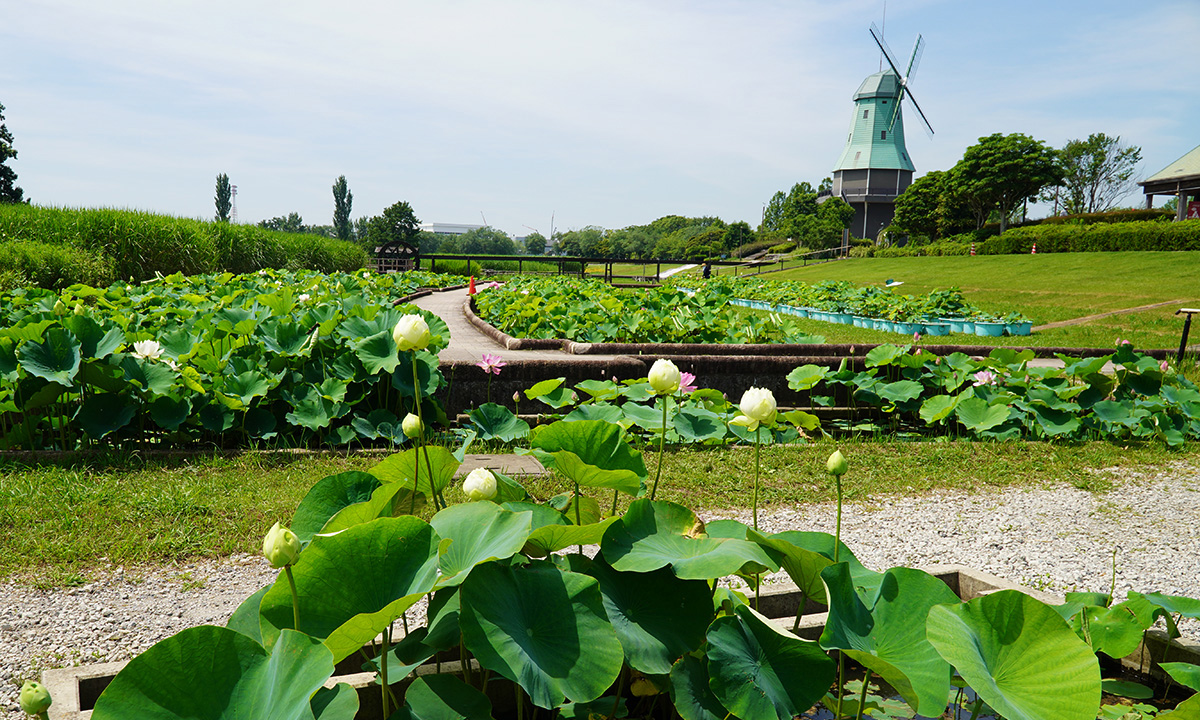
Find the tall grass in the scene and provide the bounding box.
[0,204,366,288]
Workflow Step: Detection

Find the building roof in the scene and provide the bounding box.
[1139,143,1200,195]
[853,70,902,101]
[832,70,915,173]
[1143,143,1200,183]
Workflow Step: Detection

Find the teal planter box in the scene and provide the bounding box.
[922,322,950,336]
[974,322,1006,337]
[1006,321,1033,336]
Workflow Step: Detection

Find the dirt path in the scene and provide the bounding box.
[1033,299,1186,331]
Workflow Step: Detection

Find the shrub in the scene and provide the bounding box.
[768,241,797,253]
[0,240,115,289]
[978,219,1200,254]
[731,240,776,257]
[849,245,874,258]
[1038,208,1173,225]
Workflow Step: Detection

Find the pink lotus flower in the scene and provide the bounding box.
[481,281,502,290]
[1116,338,1132,346]
[1160,359,1170,372]
[476,353,507,375]
[913,331,921,344]
[972,369,999,387]
[679,372,698,393]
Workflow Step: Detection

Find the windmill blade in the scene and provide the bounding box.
[902,85,935,137]
[869,22,905,79]
[888,96,904,132]
[906,34,925,80]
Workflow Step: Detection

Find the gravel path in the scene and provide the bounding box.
[3,460,1198,717]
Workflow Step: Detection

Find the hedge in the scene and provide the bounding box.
[978,219,1200,254]
[0,204,367,288]
[1037,208,1174,225]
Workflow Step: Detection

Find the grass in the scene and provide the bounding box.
[3,441,1196,585]
[683,252,1200,349]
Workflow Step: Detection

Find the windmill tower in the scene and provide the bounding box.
[831,23,933,240]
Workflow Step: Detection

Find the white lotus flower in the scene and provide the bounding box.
[393,314,432,351]
[132,340,163,361]
[730,387,776,431]
[462,467,498,501]
[648,359,681,395]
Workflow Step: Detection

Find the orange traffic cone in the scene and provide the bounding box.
[468,276,476,295]
[970,243,975,256]
[1031,242,1037,255]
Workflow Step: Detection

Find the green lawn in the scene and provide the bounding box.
[714,252,1200,349]
[3,442,1196,586]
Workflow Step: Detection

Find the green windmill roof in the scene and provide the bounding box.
[833,70,916,173]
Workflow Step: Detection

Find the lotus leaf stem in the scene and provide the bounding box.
[967,696,984,720]
[284,565,299,631]
[834,472,844,564]
[835,653,846,720]
[854,669,872,720]
[381,626,391,718]
[605,667,625,720]
[650,395,669,500]
[753,426,761,530]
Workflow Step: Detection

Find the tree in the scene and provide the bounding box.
[332,175,353,241]
[1057,133,1142,215]
[523,231,547,256]
[259,212,305,233]
[722,221,755,252]
[353,216,372,243]
[457,226,516,255]
[375,201,421,245]
[949,133,1063,233]
[0,102,25,204]
[215,173,232,222]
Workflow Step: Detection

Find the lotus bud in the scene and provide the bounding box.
[647,358,681,395]
[73,302,84,315]
[401,413,423,439]
[462,467,497,501]
[52,299,67,316]
[826,449,848,476]
[513,391,521,403]
[731,387,776,431]
[19,680,52,716]
[262,522,301,568]
[393,314,432,351]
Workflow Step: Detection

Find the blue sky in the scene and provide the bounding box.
[3,0,1198,238]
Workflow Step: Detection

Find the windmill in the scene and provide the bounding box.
[829,23,934,241]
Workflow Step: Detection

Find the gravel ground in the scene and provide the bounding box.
[2,460,1198,717]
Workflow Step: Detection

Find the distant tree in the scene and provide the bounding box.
[332,175,353,241]
[722,221,755,251]
[557,226,605,257]
[215,173,232,222]
[353,216,372,243]
[1057,133,1142,215]
[259,212,305,233]
[818,177,833,194]
[0,102,25,204]
[949,133,1063,233]
[523,231,547,255]
[373,201,421,246]
[457,226,516,255]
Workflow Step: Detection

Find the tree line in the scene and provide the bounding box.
[890,132,1143,242]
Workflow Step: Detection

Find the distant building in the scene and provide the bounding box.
[419,222,485,236]
[1140,143,1200,221]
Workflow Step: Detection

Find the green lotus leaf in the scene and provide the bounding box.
[780,409,822,432]
[120,356,178,396]
[707,604,835,720]
[259,516,440,662]
[955,396,1011,432]
[865,344,908,368]
[820,564,958,716]
[622,400,668,432]
[459,561,623,709]
[17,326,80,386]
[62,315,124,359]
[147,394,192,431]
[919,394,960,424]
[786,364,828,391]
[563,402,625,425]
[244,407,277,439]
[573,378,622,402]
[226,585,270,643]
[529,420,647,495]
[199,402,236,433]
[290,471,382,545]
[669,654,731,720]
[354,330,403,375]
[673,406,726,443]
[1024,403,1082,437]
[926,589,1101,720]
[91,626,335,720]
[878,379,923,405]
[392,349,443,397]
[351,408,400,441]
[468,402,530,442]
[429,502,533,587]
[525,517,620,557]
[754,530,877,604]
[371,446,461,496]
[601,499,778,580]
[397,675,493,720]
[587,554,712,674]
[1160,663,1200,692]
[221,370,273,407]
[1143,592,1200,619]
[320,481,428,534]
[311,684,359,720]
[76,393,137,439]
[1069,604,1144,658]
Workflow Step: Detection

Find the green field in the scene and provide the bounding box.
[686,252,1200,349]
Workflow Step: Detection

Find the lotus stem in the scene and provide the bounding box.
[650,395,669,500]
[855,668,872,720]
[834,472,844,564]
[284,565,299,631]
[966,696,984,720]
[835,653,845,720]
[753,426,761,530]
[605,666,625,720]
[381,626,391,718]
[792,591,805,632]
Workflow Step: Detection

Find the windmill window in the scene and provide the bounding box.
[881,130,887,140]
[863,110,869,119]
[854,151,862,165]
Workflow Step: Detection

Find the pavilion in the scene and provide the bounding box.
[1140,143,1200,221]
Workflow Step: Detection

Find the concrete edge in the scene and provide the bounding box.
[461,296,567,352]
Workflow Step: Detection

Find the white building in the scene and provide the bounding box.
[419,222,485,236]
